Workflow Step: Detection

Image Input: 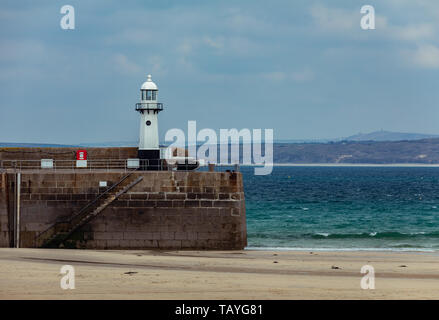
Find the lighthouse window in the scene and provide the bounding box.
[141,90,157,100]
[146,120,151,126]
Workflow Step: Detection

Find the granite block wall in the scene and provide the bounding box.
[0,171,247,250]
[0,147,138,161]
[0,172,11,247]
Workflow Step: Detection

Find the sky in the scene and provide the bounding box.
[1,0,439,144]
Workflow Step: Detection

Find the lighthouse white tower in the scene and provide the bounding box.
[135,74,163,167]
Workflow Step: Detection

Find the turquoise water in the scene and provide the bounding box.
[242,166,439,251]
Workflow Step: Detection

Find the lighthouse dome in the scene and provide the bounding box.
[141,74,158,90]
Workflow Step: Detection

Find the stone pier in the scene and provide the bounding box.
[0,147,247,250]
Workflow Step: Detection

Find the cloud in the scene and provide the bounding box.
[263,72,287,82]
[386,0,439,19]
[112,54,166,76]
[177,38,194,55]
[147,55,167,74]
[310,5,357,31]
[103,29,154,46]
[223,9,281,37]
[291,69,315,83]
[0,39,46,62]
[411,45,439,68]
[3,0,439,143]
[310,4,387,35]
[203,36,224,50]
[310,3,439,72]
[0,39,51,81]
[112,54,141,74]
[263,69,314,83]
[393,24,435,41]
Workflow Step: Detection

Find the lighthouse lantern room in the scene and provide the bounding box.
[135,74,163,169]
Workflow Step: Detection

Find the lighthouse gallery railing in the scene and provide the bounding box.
[135,102,163,111]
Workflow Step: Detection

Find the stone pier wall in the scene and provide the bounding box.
[0,172,11,247]
[0,147,138,161]
[0,170,247,250]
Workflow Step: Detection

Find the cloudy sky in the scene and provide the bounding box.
[1,0,439,144]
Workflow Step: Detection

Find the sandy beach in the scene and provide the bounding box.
[0,248,438,299]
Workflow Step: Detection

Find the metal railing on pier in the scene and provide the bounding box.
[0,159,240,172]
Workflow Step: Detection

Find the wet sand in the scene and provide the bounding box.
[0,248,438,299]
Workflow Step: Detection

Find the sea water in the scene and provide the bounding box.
[242,166,439,251]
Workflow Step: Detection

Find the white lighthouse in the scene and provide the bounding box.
[135,74,163,167]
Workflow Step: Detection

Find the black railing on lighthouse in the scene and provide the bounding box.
[135,102,163,111]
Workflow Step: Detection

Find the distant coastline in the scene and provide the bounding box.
[3,137,439,166]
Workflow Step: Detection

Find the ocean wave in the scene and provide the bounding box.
[309,231,439,239]
[246,247,437,252]
[250,231,439,240]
